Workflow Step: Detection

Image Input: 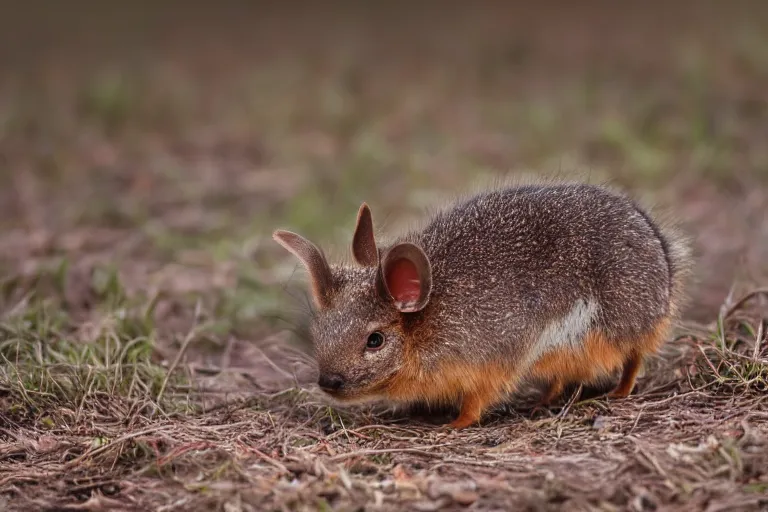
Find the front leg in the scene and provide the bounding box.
[448,393,486,429]
[447,380,507,429]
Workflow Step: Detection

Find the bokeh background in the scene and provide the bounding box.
[1,2,768,510]
[0,1,767,362]
[3,2,768,324]
[3,2,768,332]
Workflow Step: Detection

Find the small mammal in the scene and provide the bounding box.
[273,182,690,428]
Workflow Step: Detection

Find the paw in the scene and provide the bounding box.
[607,389,631,399]
[447,416,478,430]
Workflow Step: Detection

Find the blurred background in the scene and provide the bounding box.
[1,0,767,349]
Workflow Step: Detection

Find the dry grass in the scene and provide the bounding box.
[0,284,766,511]
[1,2,768,511]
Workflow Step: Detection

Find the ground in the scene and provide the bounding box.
[1,2,767,511]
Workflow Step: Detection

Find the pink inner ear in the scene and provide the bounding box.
[385,258,422,303]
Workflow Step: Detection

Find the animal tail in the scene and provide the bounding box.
[631,201,694,320]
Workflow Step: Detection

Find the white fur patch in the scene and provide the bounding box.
[531,298,599,361]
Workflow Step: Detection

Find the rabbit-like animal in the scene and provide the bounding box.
[273,182,691,428]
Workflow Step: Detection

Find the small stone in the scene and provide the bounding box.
[412,498,452,511]
[453,490,479,506]
[592,415,608,430]
[427,480,478,506]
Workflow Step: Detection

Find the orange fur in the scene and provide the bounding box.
[384,357,517,429]
[377,317,671,427]
[608,354,643,398]
[531,330,627,386]
[530,317,671,402]
[539,378,564,406]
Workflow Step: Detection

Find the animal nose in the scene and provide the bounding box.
[318,373,345,392]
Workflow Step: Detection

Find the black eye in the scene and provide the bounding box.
[366,332,385,350]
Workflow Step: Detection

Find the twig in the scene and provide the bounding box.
[724,288,768,319]
[556,384,583,420]
[66,424,173,467]
[629,405,645,434]
[329,444,453,462]
[248,447,290,474]
[629,436,669,480]
[704,497,765,512]
[0,473,50,487]
[753,321,764,362]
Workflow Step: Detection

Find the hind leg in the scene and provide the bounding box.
[609,317,672,398]
[529,379,565,417]
[608,353,642,398]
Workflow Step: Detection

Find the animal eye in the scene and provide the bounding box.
[366,332,385,350]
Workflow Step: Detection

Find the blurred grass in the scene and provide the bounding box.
[0,264,194,429]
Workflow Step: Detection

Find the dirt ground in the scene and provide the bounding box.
[1,2,767,511]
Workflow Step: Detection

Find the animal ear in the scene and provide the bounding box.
[379,242,432,313]
[273,230,334,309]
[351,203,378,267]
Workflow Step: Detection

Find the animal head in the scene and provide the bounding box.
[273,204,432,401]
